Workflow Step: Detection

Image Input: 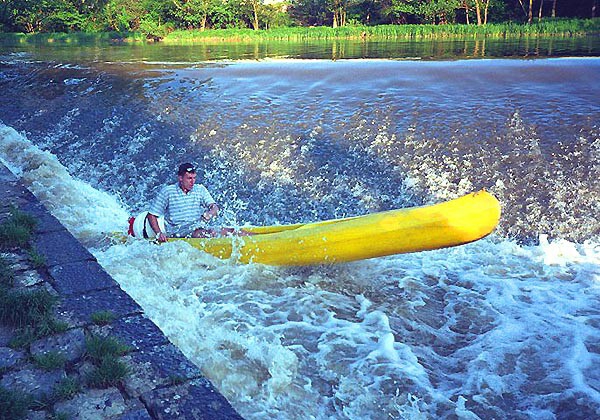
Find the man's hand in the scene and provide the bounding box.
[203,203,219,221]
[156,231,167,242]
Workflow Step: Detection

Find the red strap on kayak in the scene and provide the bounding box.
[127,217,135,236]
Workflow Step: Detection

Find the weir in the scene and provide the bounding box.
[0,161,243,419]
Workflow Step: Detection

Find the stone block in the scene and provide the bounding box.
[48,260,118,295]
[118,409,153,420]
[141,378,243,420]
[54,388,127,418]
[0,346,26,370]
[123,344,203,398]
[90,314,169,352]
[14,269,45,288]
[0,163,14,181]
[25,410,47,420]
[1,365,65,400]
[30,328,86,363]
[34,229,95,267]
[117,399,153,420]
[57,287,143,327]
[0,180,36,206]
[19,200,65,234]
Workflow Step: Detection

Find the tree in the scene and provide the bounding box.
[247,0,262,29]
[42,0,86,31]
[260,2,293,28]
[383,0,421,23]
[289,0,329,26]
[419,0,462,24]
[104,0,147,30]
[171,0,212,29]
[473,0,491,24]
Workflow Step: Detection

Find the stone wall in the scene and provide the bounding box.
[0,162,243,419]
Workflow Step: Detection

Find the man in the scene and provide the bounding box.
[147,163,219,242]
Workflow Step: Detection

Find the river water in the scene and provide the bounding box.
[1,41,599,418]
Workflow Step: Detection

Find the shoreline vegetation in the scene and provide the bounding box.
[1,19,599,45]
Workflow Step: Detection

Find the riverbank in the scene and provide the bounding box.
[1,18,598,45]
[0,161,242,419]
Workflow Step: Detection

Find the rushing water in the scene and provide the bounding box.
[1,43,599,419]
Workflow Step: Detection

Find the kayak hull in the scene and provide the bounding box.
[173,190,501,266]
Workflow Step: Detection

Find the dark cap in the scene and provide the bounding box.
[177,163,196,176]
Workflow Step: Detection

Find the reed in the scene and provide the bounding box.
[1,19,597,45]
[162,19,600,42]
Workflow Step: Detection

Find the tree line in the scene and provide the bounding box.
[0,0,597,34]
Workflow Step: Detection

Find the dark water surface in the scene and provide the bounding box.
[2,35,600,62]
[1,44,599,419]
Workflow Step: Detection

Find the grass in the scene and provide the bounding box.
[0,386,31,420]
[0,287,69,348]
[53,377,80,401]
[1,18,598,45]
[85,334,131,388]
[168,374,187,385]
[27,248,46,268]
[90,310,116,326]
[85,335,131,361]
[32,351,67,371]
[0,287,57,329]
[0,207,37,249]
[86,357,130,388]
[160,19,600,42]
[0,210,67,348]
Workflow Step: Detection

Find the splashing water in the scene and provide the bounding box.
[1,56,599,418]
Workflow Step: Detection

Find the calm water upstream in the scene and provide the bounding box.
[1,40,599,418]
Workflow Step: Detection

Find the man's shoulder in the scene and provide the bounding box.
[160,183,179,194]
[192,183,208,193]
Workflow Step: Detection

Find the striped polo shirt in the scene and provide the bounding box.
[148,183,216,231]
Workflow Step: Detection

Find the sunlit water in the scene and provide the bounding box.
[1,47,599,418]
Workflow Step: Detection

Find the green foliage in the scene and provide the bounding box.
[0,386,31,420]
[0,287,57,329]
[0,284,66,348]
[27,248,46,268]
[0,207,37,249]
[84,334,131,387]
[86,357,130,388]
[33,351,67,371]
[168,374,187,385]
[85,334,131,362]
[53,376,80,401]
[90,310,117,325]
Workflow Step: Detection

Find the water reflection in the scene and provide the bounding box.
[1,36,599,63]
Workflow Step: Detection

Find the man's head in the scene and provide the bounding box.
[177,163,196,193]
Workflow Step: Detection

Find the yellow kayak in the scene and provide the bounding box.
[171,190,501,266]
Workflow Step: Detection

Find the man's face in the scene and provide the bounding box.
[179,172,196,192]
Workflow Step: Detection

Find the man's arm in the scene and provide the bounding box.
[147,213,167,242]
[203,203,219,222]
